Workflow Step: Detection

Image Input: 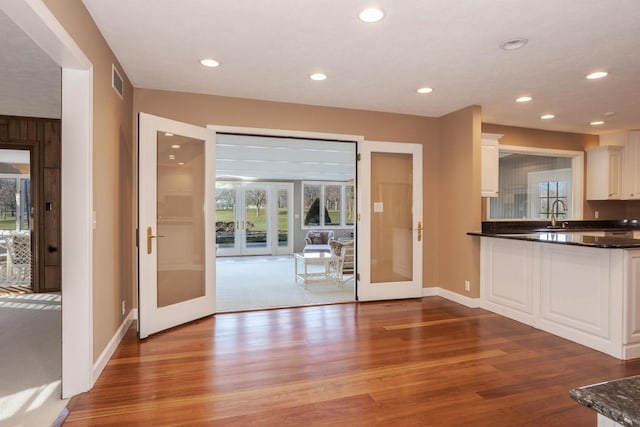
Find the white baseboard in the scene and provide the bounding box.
[92,309,136,386]
[422,286,480,308]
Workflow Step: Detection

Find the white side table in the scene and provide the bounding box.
[294,252,338,288]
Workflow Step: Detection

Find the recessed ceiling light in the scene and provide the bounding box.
[164,132,174,137]
[168,154,176,160]
[178,162,185,166]
[516,96,532,103]
[359,8,385,23]
[310,73,327,81]
[586,71,608,80]
[171,144,181,149]
[417,87,433,94]
[200,58,220,68]
[590,120,605,126]
[604,111,616,117]
[500,38,528,51]
[541,114,555,120]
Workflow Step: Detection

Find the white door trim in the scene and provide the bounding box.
[1,0,95,397]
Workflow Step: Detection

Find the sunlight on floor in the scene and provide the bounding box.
[0,381,61,421]
[0,292,61,311]
[0,292,66,426]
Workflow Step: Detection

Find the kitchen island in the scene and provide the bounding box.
[471,221,640,360]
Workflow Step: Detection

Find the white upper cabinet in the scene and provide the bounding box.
[623,131,640,200]
[481,133,502,197]
[586,145,622,200]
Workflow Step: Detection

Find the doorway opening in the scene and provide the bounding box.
[0,148,32,292]
[214,133,357,312]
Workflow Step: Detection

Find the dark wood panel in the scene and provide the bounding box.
[44,120,61,168]
[63,297,640,426]
[0,117,8,141]
[43,265,61,292]
[43,167,61,267]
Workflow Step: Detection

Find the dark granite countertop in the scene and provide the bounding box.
[467,231,640,248]
[468,219,640,248]
[570,376,640,427]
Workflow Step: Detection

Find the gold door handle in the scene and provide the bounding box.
[416,221,423,242]
[146,226,164,254]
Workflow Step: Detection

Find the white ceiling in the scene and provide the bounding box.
[216,134,356,181]
[81,0,640,135]
[0,10,61,119]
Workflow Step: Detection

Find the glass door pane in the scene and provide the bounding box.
[156,132,205,307]
[277,188,288,247]
[370,152,413,284]
[243,185,269,252]
[215,183,238,253]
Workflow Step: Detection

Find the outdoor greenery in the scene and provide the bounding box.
[0,215,21,231]
[216,207,291,244]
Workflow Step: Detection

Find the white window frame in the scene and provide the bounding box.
[301,180,354,229]
[487,145,584,220]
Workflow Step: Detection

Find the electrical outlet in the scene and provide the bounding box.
[465,280,471,292]
[121,300,125,316]
[595,210,600,219]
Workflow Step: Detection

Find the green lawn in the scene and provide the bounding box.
[216,208,290,231]
[0,215,20,230]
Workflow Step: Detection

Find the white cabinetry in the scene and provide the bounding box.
[481,133,502,197]
[625,252,640,346]
[481,236,640,359]
[481,238,536,324]
[586,145,622,200]
[623,131,640,199]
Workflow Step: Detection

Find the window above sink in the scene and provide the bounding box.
[487,145,584,221]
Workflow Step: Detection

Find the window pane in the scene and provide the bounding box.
[558,181,567,197]
[303,184,322,226]
[278,189,288,246]
[345,185,355,226]
[245,188,267,248]
[325,185,341,226]
[215,185,236,249]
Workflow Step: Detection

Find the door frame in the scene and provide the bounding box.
[3,0,95,398]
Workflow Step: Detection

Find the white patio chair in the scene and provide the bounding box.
[6,233,31,284]
[327,240,355,286]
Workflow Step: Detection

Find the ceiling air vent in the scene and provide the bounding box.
[111,64,123,99]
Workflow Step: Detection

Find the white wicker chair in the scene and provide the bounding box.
[6,233,31,284]
[327,240,354,286]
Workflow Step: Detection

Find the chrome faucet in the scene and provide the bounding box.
[550,199,567,227]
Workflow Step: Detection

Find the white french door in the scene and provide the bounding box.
[357,141,423,301]
[216,182,293,256]
[138,113,216,338]
[215,182,271,256]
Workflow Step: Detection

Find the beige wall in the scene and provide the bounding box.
[438,106,482,297]
[134,89,442,286]
[43,0,135,361]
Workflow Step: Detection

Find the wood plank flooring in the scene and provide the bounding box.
[63,297,640,426]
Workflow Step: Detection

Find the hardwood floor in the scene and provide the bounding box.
[64,297,640,426]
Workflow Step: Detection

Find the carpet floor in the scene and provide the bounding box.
[0,293,67,427]
[216,255,354,312]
